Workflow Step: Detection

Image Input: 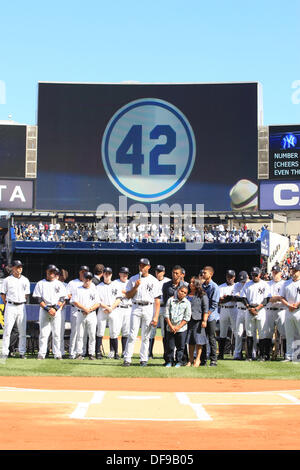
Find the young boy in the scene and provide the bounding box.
[164,285,191,368]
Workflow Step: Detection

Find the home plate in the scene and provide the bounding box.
[72,391,212,421]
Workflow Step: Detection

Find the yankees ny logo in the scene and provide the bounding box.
[147,284,153,293]
[282,134,296,149]
[112,289,118,296]
[55,286,60,294]
[297,287,300,295]
[90,294,95,301]
[258,287,265,295]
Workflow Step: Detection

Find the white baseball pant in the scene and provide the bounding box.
[76,311,97,356]
[124,304,154,363]
[60,306,66,356]
[117,306,131,337]
[2,303,27,357]
[284,309,300,360]
[219,306,237,338]
[38,308,62,359]
[265,307,286,339]
[245,308,267,339]
[97,309,109,337]
[107,308,122,339]
[233,307,246,358]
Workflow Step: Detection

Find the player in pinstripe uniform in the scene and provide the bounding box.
[265,265,286,360]
[96,267,122,359]
[33,264,67,360]
[73,271,100,360]
[218,270,236,360]
[1,260,30,359]
[123,258,161,367]
[66,265,90,359]
[280,263,300,361]
[232,271,250,360]
[241,266,270,361]
[111,267,132,357]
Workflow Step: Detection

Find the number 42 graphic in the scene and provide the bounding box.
[102,98,196,202]
[116,124,176,175]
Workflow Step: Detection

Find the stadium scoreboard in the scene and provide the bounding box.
[36,82,260,212]
[269,125,300,180]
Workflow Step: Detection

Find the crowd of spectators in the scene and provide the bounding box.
[12,221,262,244]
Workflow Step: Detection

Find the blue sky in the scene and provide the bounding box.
[0,0,299,126]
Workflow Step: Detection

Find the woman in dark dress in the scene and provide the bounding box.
[186,278,209,367]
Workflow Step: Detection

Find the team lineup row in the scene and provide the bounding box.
[1,258,300,365]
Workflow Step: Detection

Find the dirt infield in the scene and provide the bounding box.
[0,377,300,450]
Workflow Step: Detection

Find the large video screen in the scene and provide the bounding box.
[269,125,300,180]
[0,124,26,178]
[36,82,259,211]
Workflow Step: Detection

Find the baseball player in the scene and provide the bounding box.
[33,264,67,360]
[73,271,100,360]
[57,268,69,357]
[66,265,90,359]
[1,260,30,359]
[241,266,270,361]
[218,270,236,360]
[96,267,122,359]
[279,263,300,362]
[112,267,132,357]
[232,270,250,360]
[265,265,287,360]
[149,265,171,359]
[123,258,161,367]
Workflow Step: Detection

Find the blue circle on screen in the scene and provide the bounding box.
[101,98,196,202]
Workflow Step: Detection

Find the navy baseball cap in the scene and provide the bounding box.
[139,258,150,265]
[155,265,165,272]
[238,271,248,282]
[12,260,23,267]
[226,269,236,277]
[251,267,261,275]
[79,265,89,272]
[119,267,130,274]
[84,271,94,280]
[271,265,281,272]
[104,267,113,273]
[46,264,57,272]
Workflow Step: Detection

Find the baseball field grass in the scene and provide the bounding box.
[1,328,300,379]
[1,355,300,379]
